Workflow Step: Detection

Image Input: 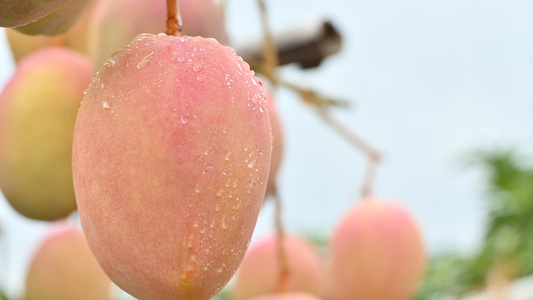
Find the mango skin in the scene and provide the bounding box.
[232,234,325,300]
[0,48,92,220]
[248,293,322,300]
[73,34,272,300]
[88,0,229,69]
[328,199,426,300]
[24,225,112,300]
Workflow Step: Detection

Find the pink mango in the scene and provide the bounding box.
[232,234,325,300]
[0,48,92,220]
[24,225,112,300]
[73,34,272,300]
[266,92,284,195]
[329,199,426,300]
[249,292,322,300]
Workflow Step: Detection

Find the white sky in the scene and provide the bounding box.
[1,0,533,297]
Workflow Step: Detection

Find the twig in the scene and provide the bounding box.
[166,0,182,36]
[280,80,381,197]
[273,188,290,293]
[279,80,350,109]
[318,111,381,197]
[256,0,279,84]
[256,0,289,293]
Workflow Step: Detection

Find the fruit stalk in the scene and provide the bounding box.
[166,0,182,36]
[274,191,290,293]
[318,111,381,197]
[255,0,290,291]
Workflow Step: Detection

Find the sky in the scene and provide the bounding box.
[1,0,533,297]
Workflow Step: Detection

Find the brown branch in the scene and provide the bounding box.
[256,0,279,84]
[237,19,342,70]
[166,0,182,36]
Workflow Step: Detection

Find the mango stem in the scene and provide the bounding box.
[166,0,182,36]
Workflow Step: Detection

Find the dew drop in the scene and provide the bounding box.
[236,61,243,71]
[132,33,154,43]
[192,63,203,72]
[180,113,190,124]
[225,152,232,161]
[225,178,231,187]
[104,56,117,67]
[228,191,233,199]
[248,159,256,168]
[204,148,213,155]
[233,179,238,188]
[196,76,204,82]
[216,189,223,197]
[102,100,111,109]
[178,56,185,62]
[249,179,257,188]
[210,220,216,228]
[221,216,228,229]
[195,184,201,193]
[136,51,154,69]
[217,263,227,273]
[215,203,220,211]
